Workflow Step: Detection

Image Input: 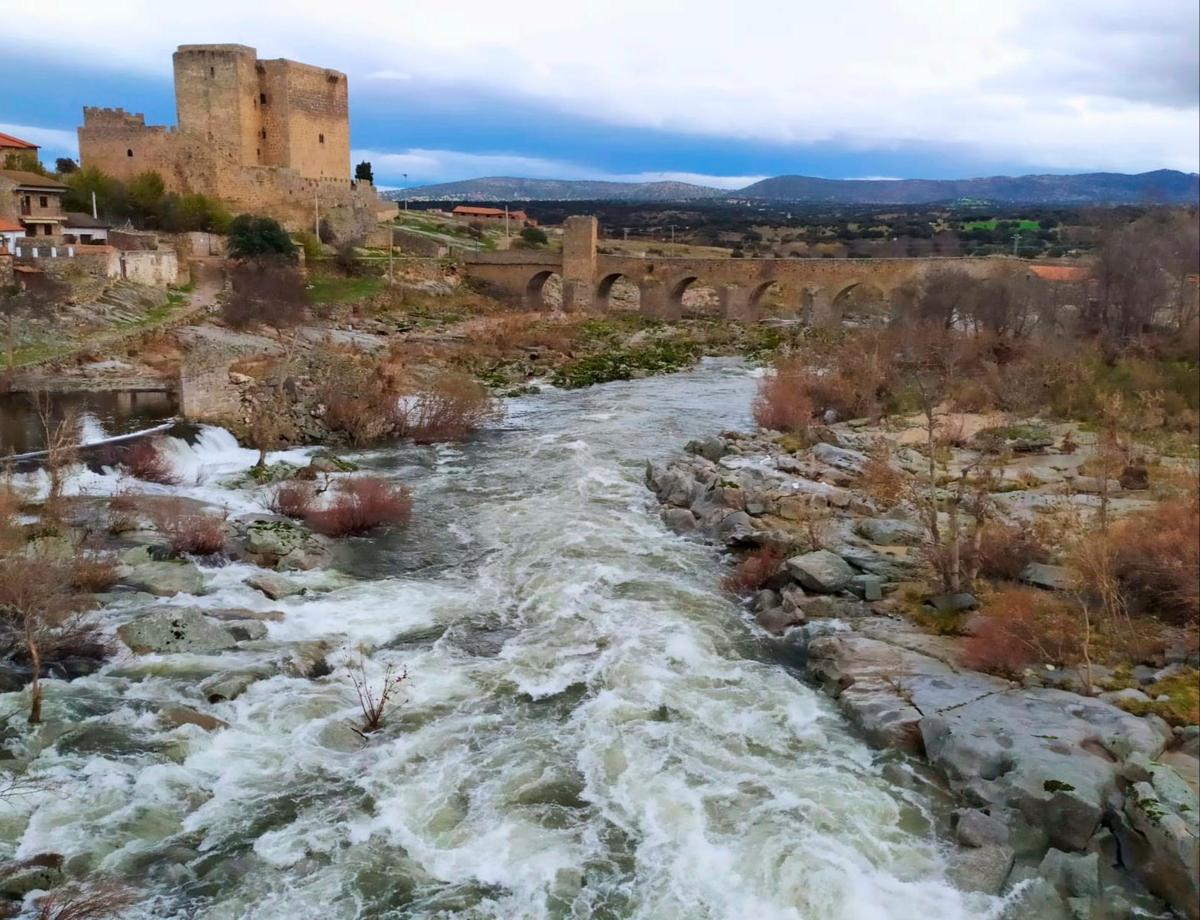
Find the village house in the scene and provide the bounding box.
[0,170,69,240]
[0,132,39,170]
[62,212,111,244]
[452,205,537,227]
[0,217,22,254]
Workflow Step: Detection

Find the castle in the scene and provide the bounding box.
[78,44,382,236]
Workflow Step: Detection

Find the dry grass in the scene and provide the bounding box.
[119,437,179,485]
[306,477,412,537]
[35,880,136,920]
[857,446,909,508]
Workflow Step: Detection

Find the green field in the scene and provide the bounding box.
[962,219,1041,232]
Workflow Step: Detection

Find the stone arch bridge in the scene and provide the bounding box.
[462,216,1038,322]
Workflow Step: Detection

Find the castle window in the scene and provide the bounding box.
[209,67,215,77]
[261,128,267,139]
[127,149,133,157]
[260,92,267,104]
[319,133,325,144]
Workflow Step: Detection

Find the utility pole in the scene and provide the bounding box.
[91,191,98,220]
[670,224,675,245]
[504,205,510,243]
[388,224,394,282]
[403,173,408,212]
[1012,231,1020,257]
[623,227,629,241]
[314,194,320,238]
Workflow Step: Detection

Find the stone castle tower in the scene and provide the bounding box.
[78,44,378,233]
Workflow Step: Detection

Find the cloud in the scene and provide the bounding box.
[354,148,764,188]
[2,1,1196,174]
[0,123,78,157]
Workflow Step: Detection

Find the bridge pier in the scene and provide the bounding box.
[639,280,679,320]
[720,284,759,323]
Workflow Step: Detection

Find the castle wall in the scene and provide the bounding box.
[79,44,378,237]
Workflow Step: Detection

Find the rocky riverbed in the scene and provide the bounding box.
[646,421,1200,919]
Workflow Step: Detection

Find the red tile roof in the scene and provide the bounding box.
[1030,264,1090,282]
[453,206,506,217]
[0,132,38,150]
[0,217,24,232]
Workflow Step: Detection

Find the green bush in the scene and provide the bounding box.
[228,214,298,261]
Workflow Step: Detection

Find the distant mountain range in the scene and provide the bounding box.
[386,169,1199,205]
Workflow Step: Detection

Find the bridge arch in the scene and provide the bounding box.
[595,272,642,312]
[526,270,563,310]
[831,280,889,322]
[668,275,722,317]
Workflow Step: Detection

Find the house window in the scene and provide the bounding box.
[127,149,134,157]
[39,196,48,208]
[319,133,325,144]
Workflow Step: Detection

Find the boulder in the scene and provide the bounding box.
[199,669,268,703]
[0,853,64,898]
[685,437,727,462]
[854,518,923,546]
[955,809,1011,848]
[225,620,270,642]
[1113,772,1200,919]
[946,844,1014,895]
[1021,563,1077,592]
[160,706,228,732]
[121,561,205,597]
[786,550,854,593]
[924,593,979,615]
[245,571,305,600]
[661,508,698,534]
[811,442,867,475]
[1070,476,1122,496]
[1039,849,1101,899]
[117,608,237,655]
[756,606,804,635]
[848,574,885,601]
[1119,465,1150,491]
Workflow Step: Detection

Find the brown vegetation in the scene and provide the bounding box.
[305,477,412,537]
[752,359,814,435]
[349,660,408,736]
[69,555,119,593]
[961,587,1082,677]
[149,499,227,556]
[35,880,136,920]
[973,522,1050,581]
[1102,497,1200,625]
[119,437,179,485]
[392,370,503,443]
[721,547,785,595]
[269,480,317,519]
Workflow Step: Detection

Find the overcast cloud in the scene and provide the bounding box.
[1,0,1196,183]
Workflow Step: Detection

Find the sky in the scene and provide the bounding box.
[2,0,1197,189]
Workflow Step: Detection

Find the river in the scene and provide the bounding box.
[1,359,1003,919]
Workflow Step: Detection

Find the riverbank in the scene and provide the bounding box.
[646,416,1199,918]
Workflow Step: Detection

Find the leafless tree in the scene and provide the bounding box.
[348,659,408,738]
[33,394,81,515]
[35,880,136,920]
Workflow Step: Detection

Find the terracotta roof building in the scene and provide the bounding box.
[0,170,70,239]
[452,205,535,226]
[1029,264,1090,283]
[0,132,39,170]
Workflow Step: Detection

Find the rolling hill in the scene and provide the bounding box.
[386,169,1199,205]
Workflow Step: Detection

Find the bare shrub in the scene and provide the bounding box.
[268,480,316,519]
[974,522,1050,581]
[34,396,80,514]
[722,546,784,595]
[106,488,140,535]
[35,880,136,920]
[857,446,908,509]
[306,477,412,537]
[223,258,309,335]
[149,499,228,557]
[119,437,178,485]
[752,359,814,435]
[392,371,502,443]
[348,659,408,737]
[960,587,1082,677]
[69,555,119,593]
[0,555,96,723]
